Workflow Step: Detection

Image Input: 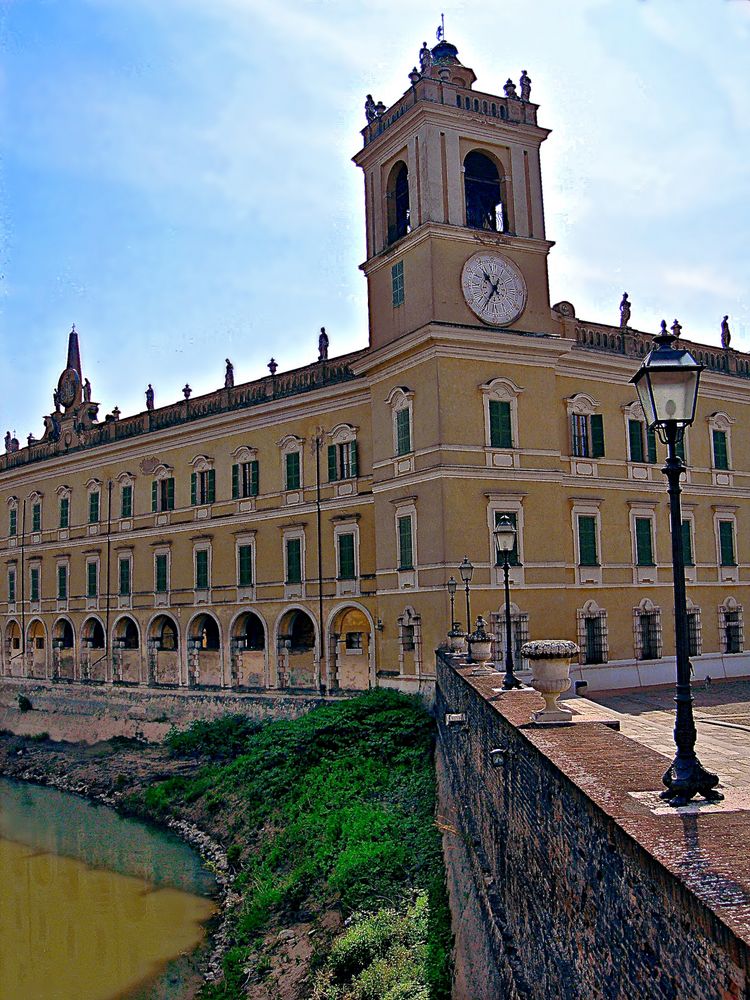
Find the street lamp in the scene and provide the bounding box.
[446,576,458,630]
[458,556,474,633]
[494,516,522,690]
[631,319,722,807]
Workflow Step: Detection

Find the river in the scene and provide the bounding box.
[0,777,218,1000]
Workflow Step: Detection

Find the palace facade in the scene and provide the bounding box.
[2,38,749,696]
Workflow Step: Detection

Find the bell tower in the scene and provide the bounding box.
[354,39,558,350]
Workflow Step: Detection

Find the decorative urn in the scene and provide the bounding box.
[467,617,495,670]
[521,639,580,724]
[448,622,468,654]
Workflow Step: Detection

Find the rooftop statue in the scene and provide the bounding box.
[619,292,631,328]
[318,327,329,362]
[364,94,377,124]
[721,315,731,349]
[419,42,432,74]
[145,384,155,411]
[520,70,532,102]
[225,358,234,388]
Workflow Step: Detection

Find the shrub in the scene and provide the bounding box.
[165,714,262,759]
[17,695,32,712]
[28,731,49,742]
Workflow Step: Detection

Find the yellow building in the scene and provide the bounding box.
[1,38,748,696]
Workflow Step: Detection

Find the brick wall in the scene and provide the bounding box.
[436,652,750,1000]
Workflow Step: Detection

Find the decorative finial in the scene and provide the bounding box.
[375,101,386,117]
[436,13,445,41]
[520,70,532,102]
[721,315,731,349]
[268,357,278,376]
[504,78,518,99]
[112,406,121,420]
[409,66,421,86]
[619,292,631,328]
[182,383,192,399]
[671,319,682,339]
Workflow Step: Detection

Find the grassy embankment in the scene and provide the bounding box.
[129,689,452,1000]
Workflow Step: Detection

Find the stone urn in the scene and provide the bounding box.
[448,622,468,654]
[467,617,495,673]
[521,639,579,724]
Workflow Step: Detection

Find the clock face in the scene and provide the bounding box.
[58,368,80,408]
[461,252,527,326]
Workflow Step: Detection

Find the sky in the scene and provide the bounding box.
[1,0,748,441]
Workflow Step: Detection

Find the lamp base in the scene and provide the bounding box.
[502,674,524,691]
[660,756,724,807]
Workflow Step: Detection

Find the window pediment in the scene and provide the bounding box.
[566,392,598,417]
[329,423,358,444]
[386,386,414,408]
[189,454,214,472]
[708,411,735,430]
[231,445,258,463]
[481,376,523,400]
[55,485,71,499]
[116,471,135,486]
[153,463,174,480]
[85,478,102,493]
[278,434,304,453]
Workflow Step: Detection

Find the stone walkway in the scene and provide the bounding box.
[569,678,750,790]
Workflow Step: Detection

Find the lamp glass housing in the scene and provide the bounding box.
[446,575,458,596]
[630,338,702,432]
[459,557,474,583]
[493,515,516,554]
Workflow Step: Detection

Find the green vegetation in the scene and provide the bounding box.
[17,695,32,713]
[132,690,451,999]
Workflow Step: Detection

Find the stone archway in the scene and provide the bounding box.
[230,611,267,688]
[27,619,47,679]
[329,605,372,691]
[187,612,223,687]
[112,615,141,684]
[4,620,22,677]
[276,608,318,689]
[81,617,106,682]
[147,614,180,687]
[52,617,75,681]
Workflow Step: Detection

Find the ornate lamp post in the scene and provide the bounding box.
[494,516,523,690]
[459,556,474,634]
[631,320,722,807]
[446,576,458,630]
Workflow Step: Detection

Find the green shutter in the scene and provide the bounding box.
[713,429,729,470]
[391,261,404,307]
[89,492,99,523]
[195,550,209,589]
[396,409,411,456]
[9,508,16,536]
[398,515,413,570]
[681,520,693,566]
[155,554,168,593]
[628,420,644,463]
[8,570,15,603]
[250,461,259,496]
[675,435,686,462]
[489,400,512,448]
[286,538,302,584]
[32,504,41,532]
[166,478,175,510]
[328,445,338,482]
[286,452,300,490]
[121,485,132,519]
[232,464,239,499]
[59,497,69,528]
[635,517,654,566]
[338,533,356,580]
[719,521,736,566]
[57,564,67,600]
[349,442,358,478]
[646,426,657,464]
[190,472,197,506]
[238,545,253,586]
[30,568,39,602]
[578,516,598,566]
[152,481,158,512]
[207,469,216,504]
[87,562,97,597]
[590,414,605,458]
[119,558,130,596]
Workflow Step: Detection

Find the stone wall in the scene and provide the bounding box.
[436,651,750,1000]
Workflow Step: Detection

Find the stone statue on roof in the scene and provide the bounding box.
[364,95,377,124]
[619,292,631,328]
[520,70,532,102]
[419,42,432,74]
[225,358,234,388]
[721,315,731,349]
[145,384,154,411]
[318,327,329,362]
[83,378,91,403]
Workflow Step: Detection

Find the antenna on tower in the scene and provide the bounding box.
[436,13,445,41]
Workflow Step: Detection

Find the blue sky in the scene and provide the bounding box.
[1,0,748,440]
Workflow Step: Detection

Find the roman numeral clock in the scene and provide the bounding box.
[461,251,527,326]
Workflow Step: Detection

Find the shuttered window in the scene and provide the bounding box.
[192,470,216,505]
[32,503,41,532]
[391,260,405,306]
[590,414,605,458]
[88,491,100,524]
[395,409,411,456]
[87,562,98,598]
[628,420,644,463]
[30,567,39,602]
[118,558,131,597]
[719,520,736,566]
[238,545,253,587]
[9,508,17,536]
[338,533,356,580]
[57,564,67,600]
[577,516,598,566]
[398,516,413,570]
[232,461,259,499]
[286,538,302,584]
[489,400,512,448]
[681,521,694,566]
[646,426,658,464]
[285,452,301,490]
[195,550,209,590]
[59,497,69,528]
[635,518,654,566]
[8,569,15,603]
[155,554,168,593]
[121,485,132,519]
[713,429,729,470]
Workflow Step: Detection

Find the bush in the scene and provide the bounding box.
[17,695,32,712]
[28,731,49,742]
[165,714,262,760]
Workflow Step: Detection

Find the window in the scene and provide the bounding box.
[628,419,657,464]
[577,604,608,665]
[635,517,654,566]
[8,568,16,603]
[577,515,598,566]
[402,625,415,651]
[719,600,743,654]
[232,460,259,499]
[397,515,414,570]
[152,477,175,512]
[87,561,98,598]
[678,520,693,567]
[285,537,302,585]
[155,553,169,594]
[57,564,67,600]
[571,413,604,458]
[191,469,216,506]
[345,632,363,651]
[489,401,512,448]
[88,491,100,524]
[391,261,405,306]
[9,507,17,537]
[712,429,729,470]
[121,485,133,519]
[195,549,210,590]
[687,606,702,658]
[719,520,736,566]
[495,606,530,665]
[285,452,301,491]
[494,511,520,566]
[30,566,40,603]
[59,496,69,529]
[386,161,410,245]
[634,603,662,660]
[464,150,505,232]
[337,532,356,580]
[32,502,41,533]
[238,544,253,587]
[396,409,411,456]
[118,557,131,597]
[328,442,358,482]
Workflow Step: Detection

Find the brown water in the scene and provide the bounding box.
[0,778,217,1000]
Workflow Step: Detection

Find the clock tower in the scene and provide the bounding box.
[354,39,559,351]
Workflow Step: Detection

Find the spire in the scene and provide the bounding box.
[66,324,82,378]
